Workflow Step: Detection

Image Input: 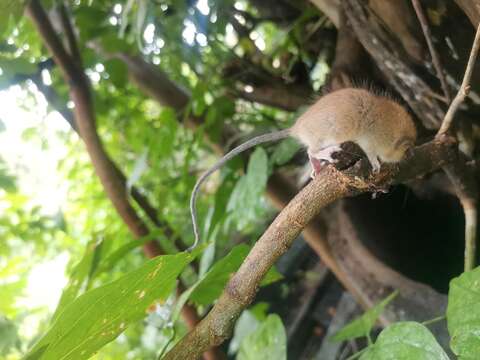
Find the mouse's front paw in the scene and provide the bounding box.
[370,157,381,174]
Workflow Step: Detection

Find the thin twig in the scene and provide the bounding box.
[25,0,79,84]
[461,197,477,271]
[163,138,457,360]
[421,315,446,326]
[26,5,224,358]
[57,1,83,67]
[436,24,480,271]
[411,0,451,102]
[443,162,479,272]
[437,24,480,136]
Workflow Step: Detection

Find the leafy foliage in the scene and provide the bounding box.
[333,291,398,342]
[227,147,270,230]
[229,303,269,356]
[25,251,199,360]
[0,315,19,355]
[1,0,474,358]
[447,267,480,359]
[360,322,449,360]
[0,0,25,36]
[172,244,281,314]
[237,314,287,360]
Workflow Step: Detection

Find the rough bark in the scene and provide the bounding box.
[25,2,223,359]
[455,0,480,26]
[164,137,457,359]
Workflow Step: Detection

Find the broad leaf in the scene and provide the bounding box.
[333,291,398,342]
[154,108,178,159]
[96,233,160,274]
[0,0,25,35]
[25,251,198,360]
[229,303,269,355]
[0,316,19,355]
[237,314,287,360]
[103,59,128,88]
[271,138,301,166]
[227,147,269,229]
[447,266,480,358]
[0,57,36,77]
[189,244,282,306]
[51,238,105,322]
[189,244,249,306]
[360,322,449,360]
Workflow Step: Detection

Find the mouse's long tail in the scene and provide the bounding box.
[188,128,291,251]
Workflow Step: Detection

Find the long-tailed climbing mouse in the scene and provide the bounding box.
[189,87,417,250]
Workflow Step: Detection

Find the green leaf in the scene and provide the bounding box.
[260,266,283,287]
[0,168,16,193]
[198,242,216,277]
[246,147,269,185]
[0,56,36,76]
[227,147,269,229]
[270,138,301,166]
[447,266,480,359]
[75,6,108,42]
[0,316,19,355]
[333,291,398,342]
[0,0,25,35]
[154,108,178,159]
[98,33,131,53]
[191,84,207,116]
[205,96,235,141]
[0,278,27,315]
[97,234,160,274]
[360,322,450,360]
[51,238,105,322]
[103,59,128,88]
[189,244,249,306]
[237,314,287,360]
[229,303,269,356]
[25,251,199,360]
[189,244,281,306]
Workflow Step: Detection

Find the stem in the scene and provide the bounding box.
[462,198,478,271]
[411,0,450,102]
[346,347,369,360]
[422,315,446,326]
[437,24,480,136]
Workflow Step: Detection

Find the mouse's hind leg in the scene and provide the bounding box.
[310,145,343,163]
[308,144,343,178]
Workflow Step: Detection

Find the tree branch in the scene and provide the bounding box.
[163,137,457,359]
[437,23,480,135]
[443,162,478,271]
[26,3,221,358]
[411,0,451,102]
[25,0,80,84]
[108,50,375,302]
[343,0,445,129]
[57,1,83,68]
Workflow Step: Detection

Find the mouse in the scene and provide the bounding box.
[189,88,417,250]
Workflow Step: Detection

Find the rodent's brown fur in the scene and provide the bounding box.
[189,88,417,250]
[291,88,417,170]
